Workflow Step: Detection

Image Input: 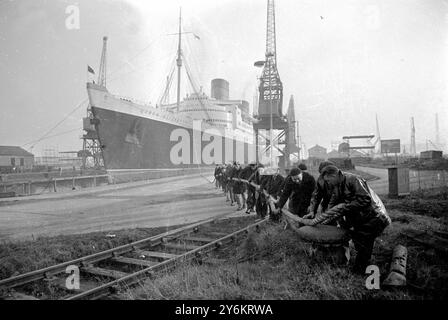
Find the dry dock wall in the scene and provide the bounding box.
[109,167,213,183]
[0,167,213,197]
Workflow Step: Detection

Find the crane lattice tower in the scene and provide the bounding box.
[253,0,293,170]
[81,36,107,169]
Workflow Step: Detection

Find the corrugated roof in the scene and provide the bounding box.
[0,146,34,157]
[308,144,326,151]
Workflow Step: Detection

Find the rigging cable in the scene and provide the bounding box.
[108,34,164,79]
[22,128,81,147]
[184,36,203,88]
[22,98,88,150]
[157,56,177,106]
[182,52,212,121]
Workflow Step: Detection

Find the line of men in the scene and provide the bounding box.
[214,161,316,217]
[214,160,391,274]
[214,162,256,213]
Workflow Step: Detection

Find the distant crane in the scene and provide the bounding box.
[286,95,299,159]
[435,113,440,146]
[410,117,416,156]
[376,114,381,148]
[372,114,381,154]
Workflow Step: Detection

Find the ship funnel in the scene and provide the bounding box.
[211,78,229,100]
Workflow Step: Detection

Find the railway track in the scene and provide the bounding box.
[0,174,283,300]
[0,213,268,300]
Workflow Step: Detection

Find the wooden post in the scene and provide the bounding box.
[383,245,407,286]
[53,179,57,192]
[28,182,32,195]
[443,170,446,187]
[417,167,421,191]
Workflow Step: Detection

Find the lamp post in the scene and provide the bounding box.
[254,51,275,168]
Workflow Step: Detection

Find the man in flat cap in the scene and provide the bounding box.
[304,160,335,220]
[297,165,391,273]
[274,167,316,218]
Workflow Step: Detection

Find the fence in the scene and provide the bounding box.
[410,169,448,191]
[0,175,110,197]
[0,167,215,198]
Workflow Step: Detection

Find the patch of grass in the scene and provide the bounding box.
[0,216,256,285]
[383,187,448,221]
[1,190,447,300]
[0,226,181,280]
[122,194,448,300]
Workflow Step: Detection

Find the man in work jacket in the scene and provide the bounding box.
[297,165,391,274]
[239,162,258,214]
[231,162,246,211]
[214,164,222,189]
[253,164,270,218]
[223,163,235,204]
[304,161,335,224]
[276,167,316,218]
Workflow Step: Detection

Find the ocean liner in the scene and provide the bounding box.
[86,14,256,171]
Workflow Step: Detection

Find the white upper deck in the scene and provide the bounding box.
[86,83,254,141]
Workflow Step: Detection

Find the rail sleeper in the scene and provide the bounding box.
[111,256,159,268]
[133,250,179,260]
[82,266,129,280]
[163,243,201,251]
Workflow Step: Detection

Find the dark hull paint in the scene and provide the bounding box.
[91,107,254,169]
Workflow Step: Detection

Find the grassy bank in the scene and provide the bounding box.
[122,188,448,300]
[1,188,447,300]
[122,209,447,300]
[0,226,182,280]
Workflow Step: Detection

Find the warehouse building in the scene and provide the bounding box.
[308,144,327,160]
[420,150,443,160]
[0,146,34,172]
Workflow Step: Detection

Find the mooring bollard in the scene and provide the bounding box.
[297,225,349,265]
[383,244,407,287]
[280,209,350,265]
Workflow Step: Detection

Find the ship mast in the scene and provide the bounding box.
[176,8,182,112]
[98,36,108,87]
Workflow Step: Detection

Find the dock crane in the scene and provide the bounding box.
[253,0,296,170]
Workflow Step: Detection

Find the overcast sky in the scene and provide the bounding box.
[0,0,447,156]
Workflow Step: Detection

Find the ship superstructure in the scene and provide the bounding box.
[86,78,256,170]
[86,11,256,170]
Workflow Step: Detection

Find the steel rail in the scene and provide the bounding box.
[2,174,280,299]
[0,210,235,291]
[66,217,269,300]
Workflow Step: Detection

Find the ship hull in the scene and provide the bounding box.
[91,106,256,170]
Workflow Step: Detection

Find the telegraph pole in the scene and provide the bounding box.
[176,8,182,112]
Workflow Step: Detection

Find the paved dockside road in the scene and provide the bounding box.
[0,173,239,241]
[0,167,442,241]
